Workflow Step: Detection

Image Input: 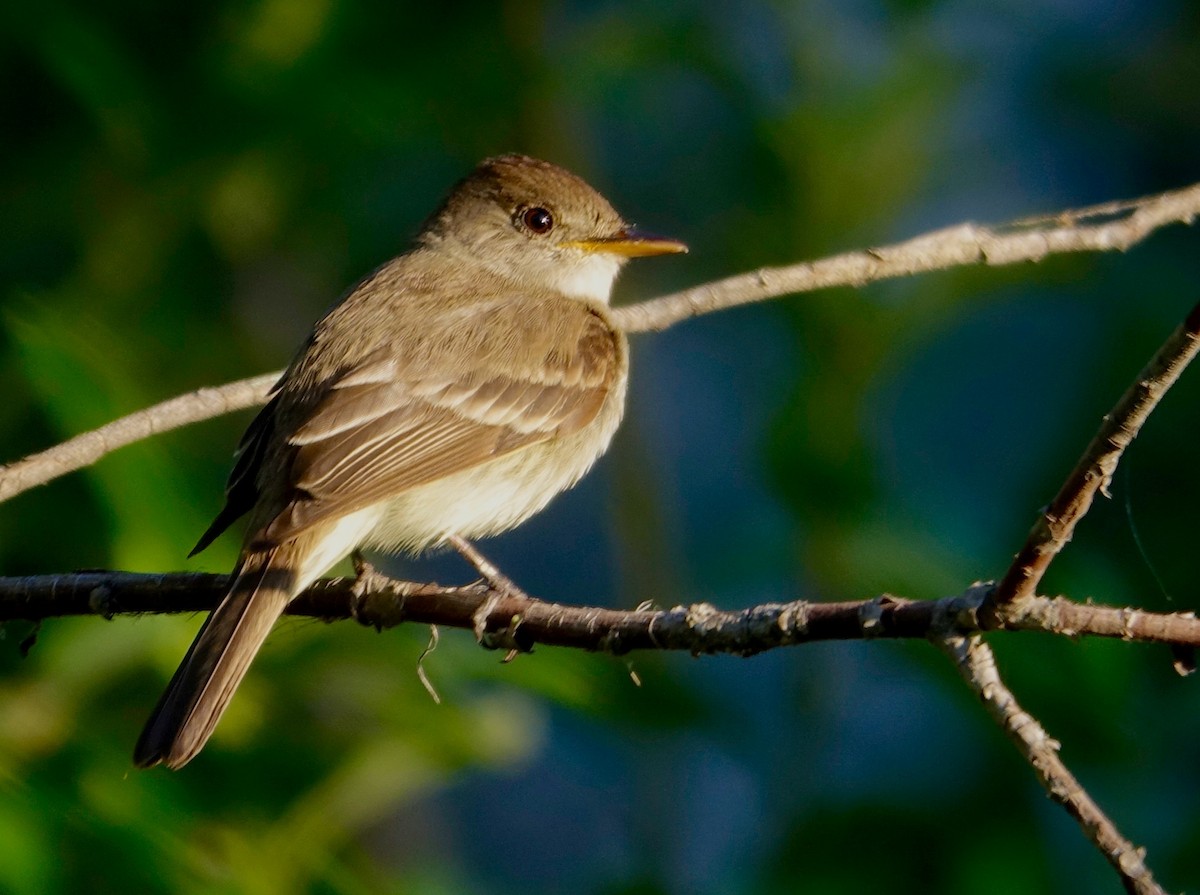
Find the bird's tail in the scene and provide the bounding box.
[134,545,298,769]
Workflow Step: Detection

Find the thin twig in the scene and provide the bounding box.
[936,634,1163,895]
[991,301,1200,610]
[611,182,1200,333]
[2,183,1198,505]
[0,373,279,504]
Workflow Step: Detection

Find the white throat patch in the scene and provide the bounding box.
[554,253,623,304]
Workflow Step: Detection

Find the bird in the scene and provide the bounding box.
[134,154,687,769]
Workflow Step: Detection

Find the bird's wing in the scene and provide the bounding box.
[189,389,282,557]
[255,305,620,546]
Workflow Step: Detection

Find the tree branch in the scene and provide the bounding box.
[4,569,1183,891]
[611,183,1200,333]
[990,299,1200,611]
[1,181,1197,505]
[0,373,280,503]
[937,634,1163,895]
[5,571,1200,654]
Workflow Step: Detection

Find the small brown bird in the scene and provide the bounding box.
[134,154,687,769]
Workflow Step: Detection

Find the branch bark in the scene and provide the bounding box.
[0,373,279,503]
[937,635,1163,895]
[5,572,1200,653]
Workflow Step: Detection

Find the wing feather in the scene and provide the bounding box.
[256,306,620,546]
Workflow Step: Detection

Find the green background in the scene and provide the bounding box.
[2,1,1199,892]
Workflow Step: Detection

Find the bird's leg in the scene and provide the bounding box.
[447,535,530,646]
[448,536,526,596]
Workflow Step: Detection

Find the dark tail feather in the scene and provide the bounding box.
[188,501,248,558]
[134,547,295,769]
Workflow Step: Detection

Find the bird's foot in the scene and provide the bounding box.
[447,536,531,651]
[349,550,393,630]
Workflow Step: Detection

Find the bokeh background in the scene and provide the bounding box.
[2,1,1199,892]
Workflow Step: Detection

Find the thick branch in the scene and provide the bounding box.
[991,300,1200,609]
[6,572,1200,654]
[2,182,1197,506]
[938,635,1162,895]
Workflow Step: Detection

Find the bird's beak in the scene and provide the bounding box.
[560,229,688,258]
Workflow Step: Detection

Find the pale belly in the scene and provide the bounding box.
[365,406,622,553]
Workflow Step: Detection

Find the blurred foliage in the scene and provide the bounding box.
[2,1,1200,893]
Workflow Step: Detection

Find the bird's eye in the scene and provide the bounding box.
[520,206,554,234]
